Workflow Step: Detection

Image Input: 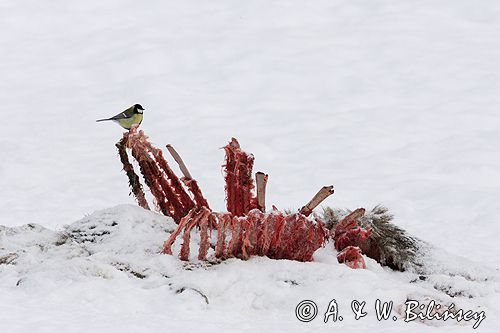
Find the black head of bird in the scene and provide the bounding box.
[134,104,145,113]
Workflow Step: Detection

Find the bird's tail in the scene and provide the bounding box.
[96,118,111,122]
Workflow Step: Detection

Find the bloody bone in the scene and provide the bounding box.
[129,141,173,217]
[166,144,193,179]
[299,185,335,217]
[116,137,150,210]
[255,172,268,212]
[223,138,259,216]
[148,145,194,217]
[166,144,210,209]
[337,246,366,269]
[332,208,371,251]
[179,208,211,261]
[332,208,371,269]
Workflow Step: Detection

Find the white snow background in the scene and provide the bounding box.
[1,0,499,332]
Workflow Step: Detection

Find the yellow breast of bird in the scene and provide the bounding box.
[116,113,143,129]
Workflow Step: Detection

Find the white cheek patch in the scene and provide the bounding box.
[137,110,143,114]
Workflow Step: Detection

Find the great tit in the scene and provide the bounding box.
[96,104,145,129]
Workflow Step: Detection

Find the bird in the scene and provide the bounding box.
[96,104,145,129]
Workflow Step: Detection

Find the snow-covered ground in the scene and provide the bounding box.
[1,206,498,332]
[1,1,499,332]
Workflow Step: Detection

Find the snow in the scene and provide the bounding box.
[1,0,500,332]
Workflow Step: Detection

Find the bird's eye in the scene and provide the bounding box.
[135,104,144,110]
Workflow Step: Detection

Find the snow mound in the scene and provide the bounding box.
[1,205,499,332]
